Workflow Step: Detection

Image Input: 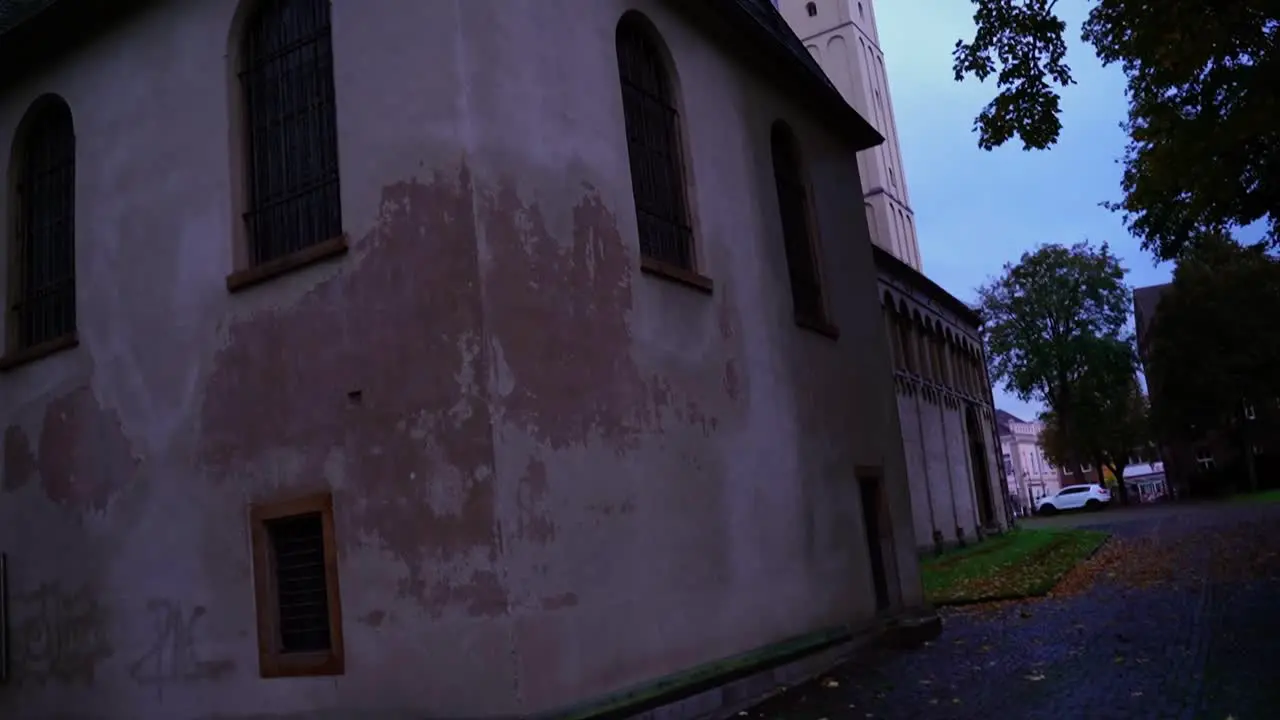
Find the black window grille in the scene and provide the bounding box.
[266,512,332,654]
[616,16,694,270]
[9,97,76,351]
[770,122,824,321]
[240,0,342,267]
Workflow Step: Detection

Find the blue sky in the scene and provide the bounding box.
[872,0,1173,421]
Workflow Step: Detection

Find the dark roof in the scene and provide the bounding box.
[728,0,840,93]
[995,409,1025,435]
[0,0,160,89]
[0,0,55,34]
[873,244,982,328]
[664,0,884,151]
[3,0,882,152]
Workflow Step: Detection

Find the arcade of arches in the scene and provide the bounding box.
[880,287,1008,552]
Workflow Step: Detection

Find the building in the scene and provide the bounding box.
[998,406,1167,508]
[996,411,1062,515]
[778,0,921,271]
[1104,455,1169,503]
[1133,283,1266,498]
[780,0,1010,552]
[0,1,939,718]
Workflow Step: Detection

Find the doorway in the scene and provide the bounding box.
[858,475,891,612]
[966,406,997,526]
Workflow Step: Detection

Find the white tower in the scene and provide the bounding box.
[778,0,923,271]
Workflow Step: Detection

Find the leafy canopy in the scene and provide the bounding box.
[977,241,1130,412]
[1039,345,1149,494]
[1144,240,1280,442]
[954,0,1280,261]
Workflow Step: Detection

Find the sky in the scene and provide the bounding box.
[870,0,1174,422]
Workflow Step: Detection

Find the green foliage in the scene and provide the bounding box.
[1037,410,1070,470]
[979,241,1133,484]
[952,0,1074,151]
[954,0,1280,261]
[977,241,1130,411]
[1039,364,1149,500]
[1232,490,1280,506]
[1145,241,1280,443]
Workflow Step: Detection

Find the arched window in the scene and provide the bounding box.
[943,335,954,388]
[882,299,901,369]
[616,13,694,271]
[897,301,916,374]
[9,95,76,352]
[239,0,342,267]
[770,121,825,321]
[917,318,934,380]
[929,325,945,383]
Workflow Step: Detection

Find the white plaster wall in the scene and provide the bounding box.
[0,1,921,718]
[896,390,934,548]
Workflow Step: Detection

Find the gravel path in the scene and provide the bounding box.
[743,502,1280,720]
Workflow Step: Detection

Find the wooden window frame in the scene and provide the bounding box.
[250,491,344,678]
[615,11,712,292]
[2,95,78,371]
[228,0,346,293]
[770,120,834,338]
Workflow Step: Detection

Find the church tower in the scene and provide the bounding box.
[778,0,923,271]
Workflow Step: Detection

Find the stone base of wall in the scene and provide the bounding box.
[623,609,942,720]
[159,610,944,720]
[631,641,854,720]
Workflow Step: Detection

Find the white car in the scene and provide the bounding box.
[1036,484,1111,515]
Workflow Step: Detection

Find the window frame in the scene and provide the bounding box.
[250,491,345,678]
[769,120,833,337]
[226,0,348,293]
[615,11,711,293]
[2,94,78,370]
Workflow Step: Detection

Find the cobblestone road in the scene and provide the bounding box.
[745,502,1280,720]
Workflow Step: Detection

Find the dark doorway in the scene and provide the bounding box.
[858,476,891,612]
[966,406,997,526]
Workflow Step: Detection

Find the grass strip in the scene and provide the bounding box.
[923,528,1110,605]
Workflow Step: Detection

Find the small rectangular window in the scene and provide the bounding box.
[251,492,344,677]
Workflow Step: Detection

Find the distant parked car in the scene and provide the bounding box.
[1036,484,1111,515]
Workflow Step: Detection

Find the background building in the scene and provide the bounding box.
[781,0,1010,551]
[996,411,1061,515]
[1134,283,1248,499]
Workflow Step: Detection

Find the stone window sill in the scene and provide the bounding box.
[226,234,349,293]
[640,256,714,294]
[796,314,839,340]
[0,332,79,373]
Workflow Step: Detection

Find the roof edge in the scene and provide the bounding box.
[873,244,982,328]
[663,0,884,152]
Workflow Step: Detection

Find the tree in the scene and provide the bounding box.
[953,0,1280,262]
[1145,240,1280,491]
[977,241,1131,482]
[1039,345,1150,505]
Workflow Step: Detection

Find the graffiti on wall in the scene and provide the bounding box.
[128,599,234,698]
[11,583,113,686]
